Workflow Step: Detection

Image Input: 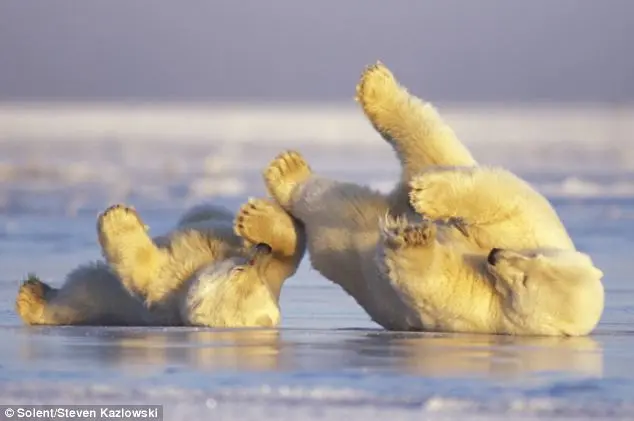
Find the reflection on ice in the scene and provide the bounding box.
[10,327,603,380]
[340,332,603,379]
[0,326,620,419]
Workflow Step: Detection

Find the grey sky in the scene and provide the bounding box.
[0,1,632,103]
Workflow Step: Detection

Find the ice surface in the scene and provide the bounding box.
[0,103,633,420]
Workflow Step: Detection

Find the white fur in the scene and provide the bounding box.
[182,258,280,327]
[17,201,302,327]
[263,62,605,336]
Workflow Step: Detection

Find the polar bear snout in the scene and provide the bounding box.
[487,248,503,266]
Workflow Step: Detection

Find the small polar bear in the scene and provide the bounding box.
[15,198,305,327]
[261,62,604,336]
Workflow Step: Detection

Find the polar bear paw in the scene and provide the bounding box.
[381,215,436,249]
[96,204,165,301]
[355,61,398,112]
[16,274,50,325]
[97,204,154,270]
[408,171,457,218]
[408,184,470,237]
[97,204,147,242]
[264,150,312,209]
[235,198,280,248]
[409,170,474,237]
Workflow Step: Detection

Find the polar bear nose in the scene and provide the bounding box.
[488,248,503,266]
[247,243,273,266]
[254,243,272,255]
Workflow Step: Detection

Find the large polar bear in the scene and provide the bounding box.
[262,62,604,336]
[16,198,305,327]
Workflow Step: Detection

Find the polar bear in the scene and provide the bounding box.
[16,198,305,327]
[261,62,604,335]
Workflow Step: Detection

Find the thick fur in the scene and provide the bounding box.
[16,199,305,327]
[262,62,604,336]
[378,215,604,335]
[16,267,154,326]
[355,61,477,182]
[263,151,420,330]
[409,165,575,251]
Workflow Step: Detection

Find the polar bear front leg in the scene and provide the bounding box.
[409,167,523,244]
[381,215,437,253]
[234,198,306,300]
[356,62,477,181]
[97,204,168,303]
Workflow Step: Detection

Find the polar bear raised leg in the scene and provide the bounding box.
[97,205,231,309]
[356,62,477,182]
[264,151,389,296]
[409,166,575,251]
[97,205,171,304]
[234,198,306,300]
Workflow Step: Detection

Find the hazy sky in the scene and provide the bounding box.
[0,1,632,103]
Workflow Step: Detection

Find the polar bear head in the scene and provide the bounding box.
[182,243,280,327]
[486,247,604,336]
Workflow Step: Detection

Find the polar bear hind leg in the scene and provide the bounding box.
[235,198,299,257]
[356,62,477,181]
[234,197,305,300]
[263,150,313,210]
[263,150,393,305]
[16,275,52,325]
[16,264,154,326]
